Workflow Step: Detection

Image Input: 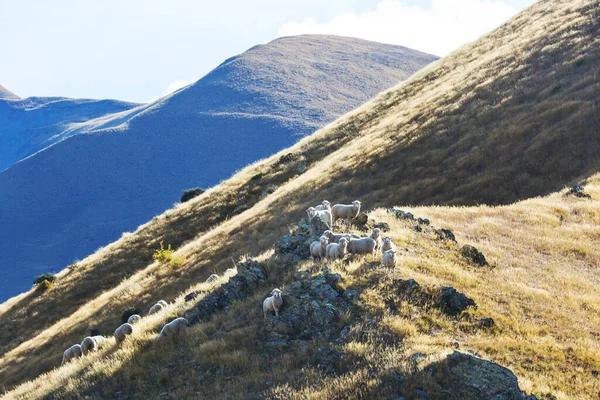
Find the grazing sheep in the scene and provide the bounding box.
[331,200,361,227]
[325,237,349,261]
[148,303,165,315]
[382,236,396,253]
[263,288,284,318]
[382,250,397,269]
[370,228,383,255]
[157,317,189,344]
[92,335,106,346]
[206,274,219,283]
[307,207,333,227]
[323,230,360,244]
[157,300,168,308]
[315,200,332,211]
[310,236,329,261]
[80,337,98,355]
[61,344,83,365]
[127,314,142,325]
[347,237,377,256]
[225,267,237,274]
[114,323,134,345]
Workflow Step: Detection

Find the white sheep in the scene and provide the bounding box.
[157,300,168,308]
[206,274,219,283]
[263,288,284,318]
[127,314,142,325]
[61,344,83,365]
[157,317,189,344]
[315,200,331,211]
[307,207,333,227]
[92,335,106,346]
[382,236,396,253]
[80,337,98,355]
[114,323,134,345]
[310,235,329,261]
[382,250,397,269]
[331,200,361,227]
[370,228,383,255]
[347,237,376,256]
[325,237,348,261]
[148,303,165,315]
[323,230,360,244]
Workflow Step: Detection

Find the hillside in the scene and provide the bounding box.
[0,85,18,99]
[0,35,437,301]
[1,0,600,397]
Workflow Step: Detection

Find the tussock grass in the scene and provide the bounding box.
[2,0,600,396]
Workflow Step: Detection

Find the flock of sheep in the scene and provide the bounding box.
[308,199,396,267]
[263,199,398,320]
[61,199,394,366]
[61,299,190,365]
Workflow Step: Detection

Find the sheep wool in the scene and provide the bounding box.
[157,317,189,344]
[127,314,142,325]
[114,323,134,344]
[61,344,83,366]
[80,337,97,355]
[263,288,284,318]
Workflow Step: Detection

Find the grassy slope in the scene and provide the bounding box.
[4,176,600,399]
[1,0,600,394]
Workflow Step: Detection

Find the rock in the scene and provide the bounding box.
[417,217,430,225]
[414,225,423,232]
[374,222,390,232]
[120,307,140,324]
[565,183,591,199]
[275,218,321,259]
[437,287,476,316]
[478,317,495,329]
[459,245,488,266]
[310,216,330,237]
[354,212,369,227]
[421,351,535,399]
[184,291,199,302]
[344,288,359,300]
[435,228,456,241]
[277,153,298,165]
[185,258,267,324]
[180,187,205,203]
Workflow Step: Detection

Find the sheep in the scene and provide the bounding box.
[263,288,284,318]
[61,344,83,365]
[306,207,332,227]
[347,237,376,256]
[127,314,142,325]
[382,250,397,269]
[331,200,361,227]
[315,200,331,211]
[382,236,396,253]
[323,230,360,244]
[206,274,219,283]
[92,335,106,346]
[370,228,383,255]
[157,300,168,308]
[157,317,189,344]
[80,336,98,355]
[148,303,165,315]
[114,323,133,345]
[325,237,348,261]
[310,235,329,261]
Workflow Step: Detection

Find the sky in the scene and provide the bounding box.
[0,0,535,104]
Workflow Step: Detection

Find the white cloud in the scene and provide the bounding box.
[277,0,521,57]
[150,78,194,103]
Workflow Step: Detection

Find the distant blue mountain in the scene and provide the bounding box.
[0,35,438,300]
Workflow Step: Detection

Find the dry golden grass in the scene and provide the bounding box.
[2,0,600,395]
[3,178,600,399]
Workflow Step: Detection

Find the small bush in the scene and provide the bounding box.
[180,187,205,203]
[170,256,185,269]
[33,273,57,285]
[153,241,174,263]
[37,280,53,292]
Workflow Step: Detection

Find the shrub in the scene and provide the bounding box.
[37,280,53,292]
[180,187,205,203]
[170,256,185,269]
[153,241,174,263]
[33,273,57,285]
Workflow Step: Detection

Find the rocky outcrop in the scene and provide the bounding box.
[275,217,328,259]
[460,245,488,266]
[184,258,267,324]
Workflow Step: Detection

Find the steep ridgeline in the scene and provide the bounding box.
[0,93,141,171]
[2,0,600,395]
[0,35,437,300]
